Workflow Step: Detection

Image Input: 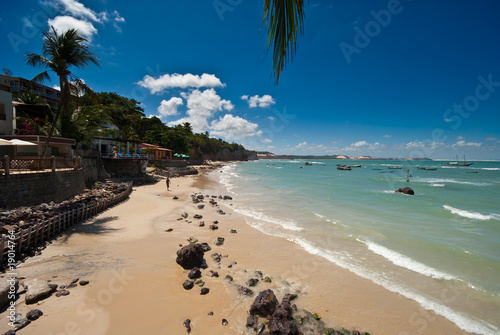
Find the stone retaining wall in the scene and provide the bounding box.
[0,170,85,209]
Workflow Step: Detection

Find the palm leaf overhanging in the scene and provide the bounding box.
[263,0,305,83]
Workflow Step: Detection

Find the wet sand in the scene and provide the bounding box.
[0,171,469,334]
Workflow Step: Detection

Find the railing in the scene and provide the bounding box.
[1,155,81,175]
[0,183,133,265]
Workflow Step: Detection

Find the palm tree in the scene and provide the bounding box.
[263,0,305,83]
[25,26,100,157]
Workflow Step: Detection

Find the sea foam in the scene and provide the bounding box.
[361,240,457,280]
[289,238,499,335]
[444,205,500,221]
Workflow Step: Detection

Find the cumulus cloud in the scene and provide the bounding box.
[384,134,391,138]
[43,0,124,39]
[48,16,98,40]
[210,114,262,141]
[167,88,233,133]
[157,97,183,117]
[241,94,276,108]
[342,141,385,152]
[46,0,105,22]
[452,140,482,148]
[137,73,225,94]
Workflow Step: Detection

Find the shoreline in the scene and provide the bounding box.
[0,169,470,334]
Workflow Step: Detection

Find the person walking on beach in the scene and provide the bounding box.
[166,177,171,191]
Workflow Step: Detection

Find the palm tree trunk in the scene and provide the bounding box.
[40,76,67,158]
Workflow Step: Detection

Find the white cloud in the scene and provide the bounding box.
[167,88,233,133]
[342,140,386,152]
[46,0,104,22]
[137,73,225,94]
[241,94,276,108]
[452,140,482,148]
[48,16,98,40]
[157,97,183,117]
[384,134,391,138]
[210,114,262,141]
[296,141,308,149]
[43,0,124,38]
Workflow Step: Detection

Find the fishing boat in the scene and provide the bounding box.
[337,165,351,171]
[348,164,362,168]
[417,167,437,171]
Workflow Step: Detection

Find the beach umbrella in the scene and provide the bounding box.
[174,153,181,157]
[0,139,13,146]
[8,139,37,146]
[181,154,190,158]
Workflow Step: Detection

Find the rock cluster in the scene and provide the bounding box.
[0,182,130,232]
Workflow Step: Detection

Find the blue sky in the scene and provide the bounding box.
[1,0,500,159]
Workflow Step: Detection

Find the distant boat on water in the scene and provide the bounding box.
[337,165,351,170]
[348,164,362,168]
[417,167,437,171]
[388,166,402,169]
[442,155,473,166]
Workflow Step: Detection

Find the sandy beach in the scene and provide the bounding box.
[0,169,469,335]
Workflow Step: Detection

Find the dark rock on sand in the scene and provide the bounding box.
[183,319,191,333]
[209,225,218,230]
[221,318,228,326]
[238,286,254,296]
[225,275,233,281]
[249,289,278,317]
[200,242,211,252]
[246,315,259,329]
[188,268,202,280]
[209,270,219,277]
[211,253,222,263]
[55,290,70,297]
[183,280,194,290]
[248,278,259,287]
[223,195,233,200]
[215,237,225,246]
[395,187,414,195]
[198,204,205,209]
[193,214,203,219]
[200,287,210,295]
[26,309,43,321]
[229,229,237,233]
[181,212,189,218]
[176,244,205,270]
[173,196,179,200]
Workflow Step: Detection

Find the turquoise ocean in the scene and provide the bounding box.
[218,159,500,334]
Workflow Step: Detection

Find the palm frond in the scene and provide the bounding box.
[30,71,51,85]
[263,0,305,83]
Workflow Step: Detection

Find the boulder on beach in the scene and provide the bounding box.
[249,289,278,317]
[395,187,414,195]
[176,244,205,270]
[24,279,53,304]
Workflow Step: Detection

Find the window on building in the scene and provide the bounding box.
[0,103,6,121]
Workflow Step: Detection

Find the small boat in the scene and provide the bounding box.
[388,166,402,169]
[417,167,437,171]
[348,164,362,168]
[337,165,351,171]
[305,162,312,166]
[466,171,478,173]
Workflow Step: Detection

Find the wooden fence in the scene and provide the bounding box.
[1,155,81,175]
[0,183,132,265]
